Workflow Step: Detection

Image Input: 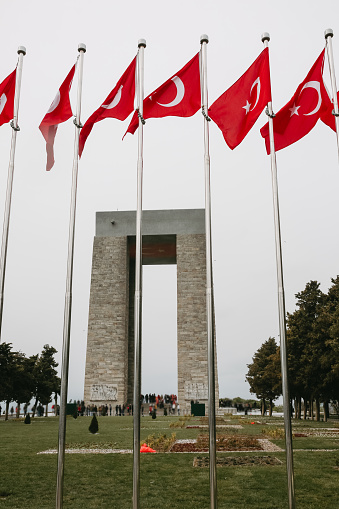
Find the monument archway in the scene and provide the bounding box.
[84,209,219,414]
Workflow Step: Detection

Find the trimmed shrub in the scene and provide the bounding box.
[89,414,99,434]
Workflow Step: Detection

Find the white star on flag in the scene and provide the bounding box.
[289,103,300,116]
[242,100,251,114]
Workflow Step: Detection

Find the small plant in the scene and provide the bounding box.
[24,413,31,424]
[170,420,185,428]
[262,427,285,439]
[170,415,191,428]
[142,433,176,452]
[89,414,99,434]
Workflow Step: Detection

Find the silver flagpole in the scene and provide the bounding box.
[0,46,26,341]
[133,38,146,509]
[262,33,295,509]
[200,34,217,509]
[324,29,339,162]
[56,43,86,509]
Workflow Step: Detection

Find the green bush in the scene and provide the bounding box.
[89,414,99,434]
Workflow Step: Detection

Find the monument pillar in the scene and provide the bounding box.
[84,209,219,413]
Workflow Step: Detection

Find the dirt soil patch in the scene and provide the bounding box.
[193,455,282,467]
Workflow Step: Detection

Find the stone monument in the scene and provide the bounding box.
[84,209,219,414]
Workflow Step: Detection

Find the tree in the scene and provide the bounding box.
[32,345,59,417]
[0,344,35,420]
[89,414,99,434]
[287,281,328,420]
[317,277,339,418]
[0,343,16,420]
[12,353,36,418]
[246,337,281,416]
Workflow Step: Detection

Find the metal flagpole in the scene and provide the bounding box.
[133,38,146,509]
[56,43,86,509]
[0,46,26,341]
[324,29,339,162]
[200,34,217,509]
[262,33,295,509]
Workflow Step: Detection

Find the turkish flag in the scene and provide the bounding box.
[209,48,271,149]
[0,69,16,127]
[39,65,75,171]
[79,57,136,157]
[125,53,200,136]
[260,50,332,154]
[320,88,339,131]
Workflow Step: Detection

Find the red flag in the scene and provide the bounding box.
[320,88,339,131]
[79,57,136,157]
[0,69,16,127]
[209,48,271,150]
[260,50,332,154]
[39,65,75,171]
[125,53,200,136]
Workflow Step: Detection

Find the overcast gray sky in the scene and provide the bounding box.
[1,1,339,404]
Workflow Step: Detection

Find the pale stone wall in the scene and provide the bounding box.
[177,234,219,414]
[83,236,129,406]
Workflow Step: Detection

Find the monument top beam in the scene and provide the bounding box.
[96,209,205,237]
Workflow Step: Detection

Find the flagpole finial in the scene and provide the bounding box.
[138,39,146,48]
[78,43,86,53]
[200,34,209,44]
[261,33,270,43]
[17,46,26,55]
[325,29,334,39]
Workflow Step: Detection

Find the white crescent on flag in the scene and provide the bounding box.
[249,78,261,111]
[157,76,185,107]
[300,81,322,116]
[0,93,7,114]
[47,91,61,113]
[242,77,261,114]
[102,85,123,109]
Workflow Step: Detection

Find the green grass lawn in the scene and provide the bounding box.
[0,415,339,508]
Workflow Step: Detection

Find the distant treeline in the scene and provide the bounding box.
[219,397,260,410]
[0,343,60,420]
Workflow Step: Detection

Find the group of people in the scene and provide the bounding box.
[78,394,181,417]
[141,393,177,408]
